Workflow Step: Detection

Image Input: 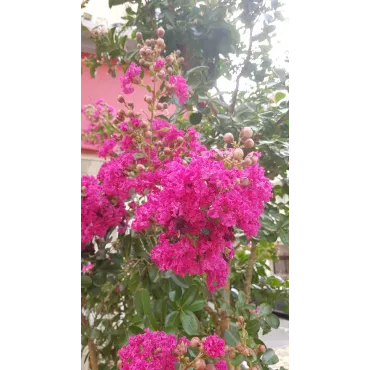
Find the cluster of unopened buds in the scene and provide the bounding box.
[219,127,259,170]
[116,330,268,370]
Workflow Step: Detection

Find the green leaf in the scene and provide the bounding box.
[279,230,289,247]
[81,275,92,288]
[148,313,159,330]
[262,349,279,365]
[180,311,200,335]
[224,329,240,346]
[165,311,180,328]
[170,274,189,288]
[265,314,280,329]
[187,300,206,312]
[259,303,273,316]
[246,320,260,335]
[128,326,143,335]
[275,92,286,103]
[134,289,150,315]
[230,354,244,366]
[190,112,202,124]
[169,286,182,302]
[181,285,199,309]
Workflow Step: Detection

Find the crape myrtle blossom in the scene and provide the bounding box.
[81,263,94,273]
[169,75,189,104]
[133,154,272,291]
[117,330,227,370]
[120,63,141,94]
[81,176,127,249]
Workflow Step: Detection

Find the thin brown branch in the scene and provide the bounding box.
[244,241,257,303]
[229,26,254,115]
[82,310,98,370]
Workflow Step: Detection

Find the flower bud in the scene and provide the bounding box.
[157,102,164,110]
[240,127,253,139]
[163,102,168,109]
[244,138,254,148]
[251,155,259,164]
[259,344,266,353]
[194,359,206,370]
[190,337,201,348]
[241,348,250,356]
[241,178,250,187]
[136,32,143,39]
[237,316,244,325]
[205,365,216,370]
[244,158,252,166]
[141,122,149,131]
[117,360,122,369]
[137,164,145,171]
[167,67,173,73]
[233,148,244,160]
[178,57,185,64]
[172,348,181,357]
[164,147,171,155]
[166,55,174,64]
[176,136,184,143]
[156,27,165,37]
[144,95,153,104]
[178,342,188,355]
[223,133,234,143]
[176,49,181,55]
[144,130,152,139]
[127,101,134,109]
[158,70,166,79]
[157,38,166,48]
[228,348,236,359]
[139,47,146,56]
[117,109,125,119]
[139,58,145,65]
[145,39,152,46]
[117,95,125,103]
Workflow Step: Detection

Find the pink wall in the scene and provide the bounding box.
[81,53,175,151]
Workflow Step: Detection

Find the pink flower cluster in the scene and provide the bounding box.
[153,58,165,70]
[133,154,272,291]
[215,360,227,370]
[117,329,178,370]
[81,176,127,249]
[117,330,226,369]
[169,75,189,104]
[203,335,225,357]
[120,63,141,94]
[81,263,94,273]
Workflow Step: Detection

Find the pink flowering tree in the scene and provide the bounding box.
[82,27,287,370]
